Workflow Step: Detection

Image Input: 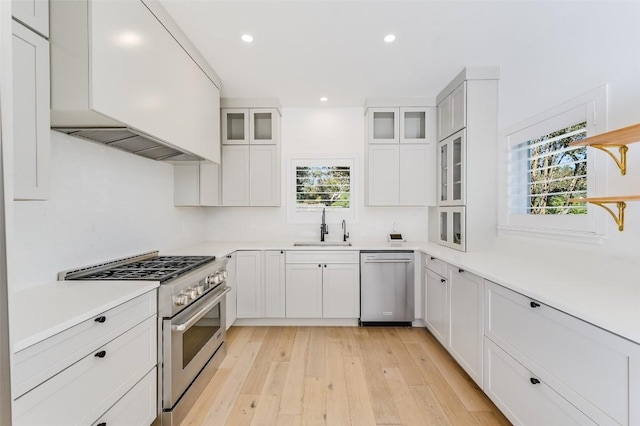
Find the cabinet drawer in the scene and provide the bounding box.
[14,316,157,426]
[485,281,637,425]
[92,367,157,426]
[13,290,156,398]
[425,255,446,277]
[484,338,596,426]
[286,250,359,264]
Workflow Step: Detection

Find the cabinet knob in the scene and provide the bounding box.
[318,264,321,267]
[458,268,464,273]
[324,264,327,268]
[530,378,540,385]
[227,255,232,259]
[94,316,106,323]
[94,350,107,358]
[280,251,284,254]
[440,278,446,283]
[530,301,540,308]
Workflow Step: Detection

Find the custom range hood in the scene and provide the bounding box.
[49,0,222,163]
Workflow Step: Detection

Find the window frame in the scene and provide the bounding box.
[498,86,607,240]
[287,157,356,224]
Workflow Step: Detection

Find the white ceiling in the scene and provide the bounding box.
[159,1,606,107]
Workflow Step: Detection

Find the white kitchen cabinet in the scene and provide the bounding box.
[264,250,286,318]
[222,145,251,206]
[448,267,483,387]
[174,162,220,206]
[235,251,263,318]
[367,144,399,206]
[12,20,50,201]
[437,82,466,141]
[222,109,250,145]
[424,268,449,347]
[250,108,279,144]
[12,0,49,36]
[437,206,465,251]
[399,144,433,206]
[400,107,435,144]
[437,129,466,206]
[225,253,237,330]
[13,316,156,426]
[249,144,280,206]
[484,338,597,426]
[322,263,359,318]
[367,107,399,144]
[484,280,640,425]
[285,263,323,318]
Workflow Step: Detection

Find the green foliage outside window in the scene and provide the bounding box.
[296,166,350,210]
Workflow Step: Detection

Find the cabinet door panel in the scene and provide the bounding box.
[222,145,250,206]
[249,145,280,206]
[225,253,237,329]
[222,109,249,145]
[323,264,359,318]
[425,269,448,347]
[250,108,278,144]
[264,251,286,318]
[399,144,432,206]
[450,82,467,135]
[400,107,435,144]
[368,145,399,206]
[285,264,322,318]
[437,96,451,141]
[368,108,399,144]
[12,21,50,200]
[235,251,262,318]
[12,0,49,36]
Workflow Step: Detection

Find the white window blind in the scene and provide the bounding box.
[295,166,351,211]
[509,122,588,215]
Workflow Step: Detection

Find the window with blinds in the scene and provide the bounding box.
[509,122,588,215]
[295,165,351,211]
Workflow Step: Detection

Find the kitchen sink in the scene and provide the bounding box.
[293,241,352,247]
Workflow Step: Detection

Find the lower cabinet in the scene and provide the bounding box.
[322,263,359,318]
[424,267,449,347]
[285,263,323,318]
[225,253,237,329]
[264,250,286,318]
[235,250,263,318]
[448,267,483,387]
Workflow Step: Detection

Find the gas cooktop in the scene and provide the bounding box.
[60,253,215,283]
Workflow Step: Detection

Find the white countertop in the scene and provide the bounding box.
[166,240,640,345]
[11,280,159,352]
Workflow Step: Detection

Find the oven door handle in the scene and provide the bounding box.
[171,286,231,332]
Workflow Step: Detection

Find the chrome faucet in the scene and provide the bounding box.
[320,208,329,242]
[342,220,350,242]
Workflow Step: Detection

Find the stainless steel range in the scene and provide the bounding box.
[60,251,230,426]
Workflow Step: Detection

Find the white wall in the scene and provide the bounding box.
[206,107,430,242]
[9,132,208,291]
[495,1,640,258]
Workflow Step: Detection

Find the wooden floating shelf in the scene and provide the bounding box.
[569,123,640,175]
[569,195,640,231]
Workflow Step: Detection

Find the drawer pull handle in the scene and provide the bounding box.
[430,256,435,260]
[530,301,540,308]
[94,351,107,358]
[94,316,106,323]
[97,423,106,426]
[458,268,464,273]
[227,255,232,259]
[440,278,446,283]
[530,378,540,385]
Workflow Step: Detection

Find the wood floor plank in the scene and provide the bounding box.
[384,367,431,425]
[411,385,452,426]
[251,361,290,426]
[471,411,513,426]
[275,414,302,426]
[338,326,360,357]
[395,326,424,344]
[180,368,232,426]
[226,394,259,426]
[274,326,296,362]
[249,326,269,342]
[343,356,377,426]
[305,327,326,378]
[420,330,495,412]
[325,342,351,426]
[200,341,262,425]
[325,326,341,343]
[301,376,326,425]
[383,328,426,386]
[220,326,255,369]
[241,327,283,394]
[367,327,399,368]
[279,327,311,415]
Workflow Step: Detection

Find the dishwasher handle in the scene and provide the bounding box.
[363,258,413,264]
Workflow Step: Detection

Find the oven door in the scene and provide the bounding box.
[162,285,230,409]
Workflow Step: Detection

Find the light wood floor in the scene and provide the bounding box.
[181,326,511,426]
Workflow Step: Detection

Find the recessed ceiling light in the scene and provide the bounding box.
[320,97,328,102]
[241,34,254,43]
[384,34,396,43]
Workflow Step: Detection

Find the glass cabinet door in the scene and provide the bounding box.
[438,206,466,252]
[368,108,399,144]
[437,129,465,206]
[250,108,278,144]
[439,142,448,203]
[452,132,464,203]
[221,109,249,144]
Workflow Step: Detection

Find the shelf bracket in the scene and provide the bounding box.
[589,200,627,231]
[591,144,629,175]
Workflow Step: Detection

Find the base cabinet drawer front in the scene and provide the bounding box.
[92,367,157,426]
[485,281,637,425]
[286,250,359,264]
[425,255,447,277]
[484,338,597,426]
[14,316,157,426]
[448,268,483,387]
[13,290,156,398]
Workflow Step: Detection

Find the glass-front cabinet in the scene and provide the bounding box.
[438,206,466,251]
[437,129,466,206]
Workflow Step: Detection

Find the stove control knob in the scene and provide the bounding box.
[196,285,204,295]
[174,294,189,306]
[187,288,197,300]
[212,274,221,285]
[205,276,211,285]
[221,270,228,280]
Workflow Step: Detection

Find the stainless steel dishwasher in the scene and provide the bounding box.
[360,251,414,326]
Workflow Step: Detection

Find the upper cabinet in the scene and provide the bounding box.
[222,107,280,146]
[49,0,222,163]
[437,82,466,141]
[12,19,50,201]
[12,0,49,37]
[367,106,435,145]
[368,108,400,144]
[174,163,220,207]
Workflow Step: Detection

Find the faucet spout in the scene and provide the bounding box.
[342,220,350,242]
[320,208,329,242]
